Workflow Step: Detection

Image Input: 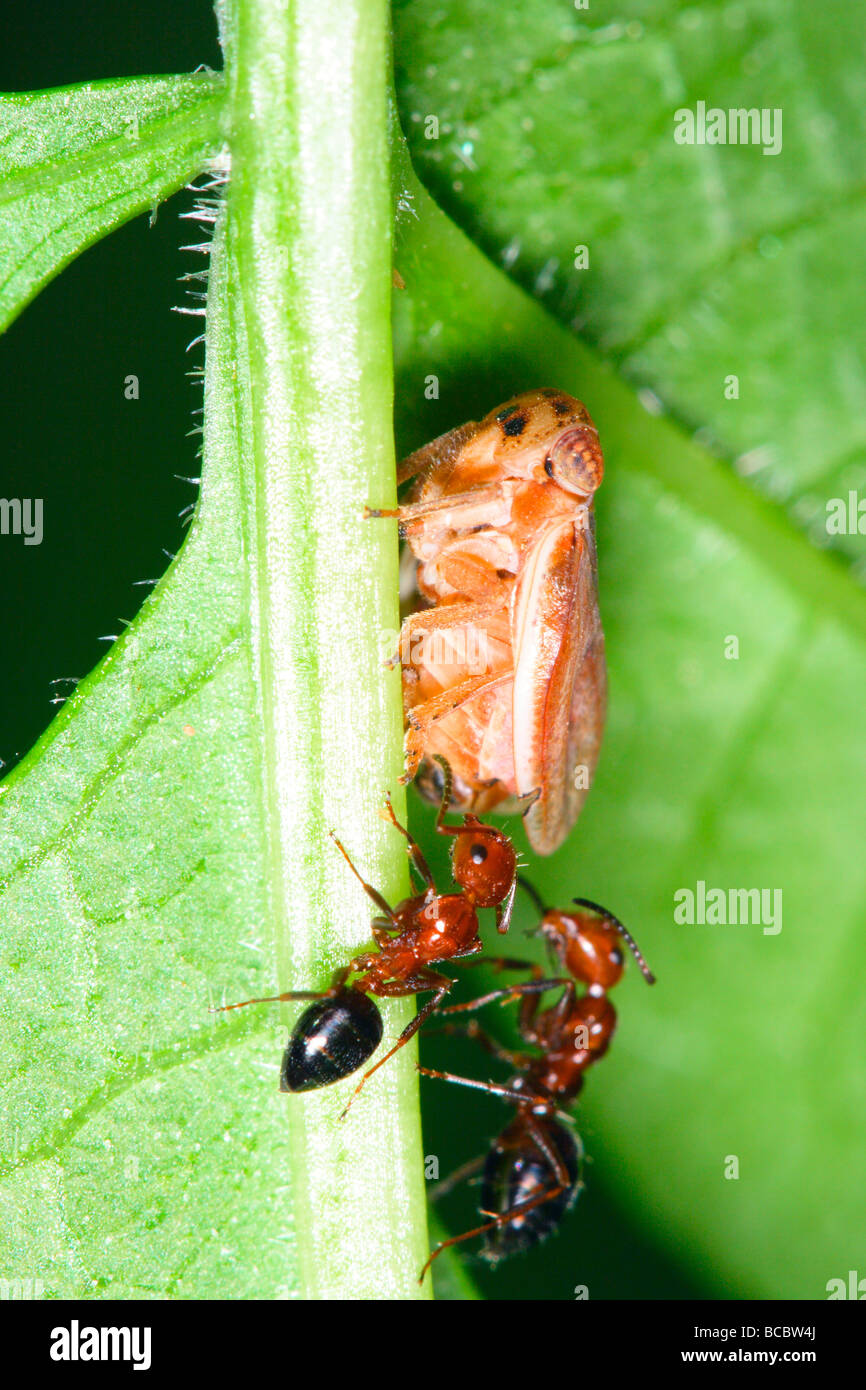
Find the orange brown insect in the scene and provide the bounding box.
[368,389,606,855]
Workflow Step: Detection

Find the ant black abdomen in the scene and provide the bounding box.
[279,989,383,1093]
[480,1116,580,1261]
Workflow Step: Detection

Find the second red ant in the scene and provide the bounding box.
[417,885,655,1277]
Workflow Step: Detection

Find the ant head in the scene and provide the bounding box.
[538,900,655,989]
[539,909,625,990]
[451,819,517,907]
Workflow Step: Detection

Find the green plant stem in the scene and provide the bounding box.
[220,0,430,1298]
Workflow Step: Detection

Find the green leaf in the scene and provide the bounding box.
[0,211,298,1298]
[394,0,866,574]
[390,137,866,1297]
[0,74,226,332]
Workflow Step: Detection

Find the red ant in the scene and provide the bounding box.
[211,759,518,1116]
[417,885,655,1277]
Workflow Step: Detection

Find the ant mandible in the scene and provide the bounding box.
[211,758,518,1117]
[417,886,655,1277]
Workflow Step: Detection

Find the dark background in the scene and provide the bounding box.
[0,2,221,771]
[0,1,706,1300]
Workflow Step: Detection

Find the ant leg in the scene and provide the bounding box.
[544,979,579,1030]
[436,956,573,1042]
[210,967,351,1014]
[371,920,400,948]
[524,1112,574,1188]
[425,1019,532,1071]
[438,976,567,1017]
[329,831,396,921]
[455,955,541,972]
[416,1065,528,1106]
[338,971,454,1119]
[517,979,572,1046]
[419,1182,567,1284]
[434,952,541,1004]
[379,792,435,890]
[211,991,322,1014]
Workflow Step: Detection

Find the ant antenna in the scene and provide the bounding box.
[433,754,455,831]
[571,897,656,985]
[517,874,548,917]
